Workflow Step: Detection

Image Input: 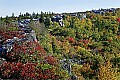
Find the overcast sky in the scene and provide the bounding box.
[0,0,120,17]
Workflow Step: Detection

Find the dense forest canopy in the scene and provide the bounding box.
[0,8,120,80]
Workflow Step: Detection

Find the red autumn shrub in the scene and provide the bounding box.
[0,62,61,79]
[20,63,37,79]
[45,55,58,66]
[83,40,89,44]
[33,41,46,54]
[68,37,75,43]
[0,62,23,79]
[116,18,120,23]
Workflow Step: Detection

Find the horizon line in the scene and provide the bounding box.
[1,7,119,18]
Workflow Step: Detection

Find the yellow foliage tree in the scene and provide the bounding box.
[98,61,118,80]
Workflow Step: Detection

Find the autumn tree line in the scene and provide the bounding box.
[0,8,120,79]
